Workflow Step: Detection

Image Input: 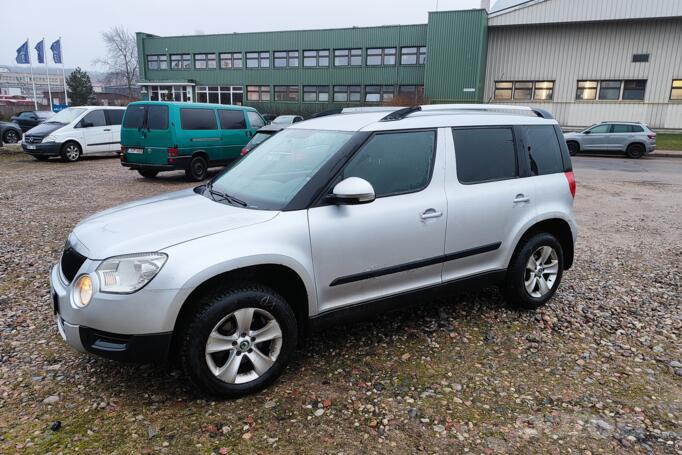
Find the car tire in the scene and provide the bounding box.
[503,232,564,310]
[626,143,644,159]
[567,141,580,156]
[138,169,159,178]
[3,129,20,144]
[185,155,208,181]
[61,142,82,162]
[179,282,298,398]
[33,155,49,161]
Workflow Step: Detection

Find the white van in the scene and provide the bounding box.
[21,106,126,162]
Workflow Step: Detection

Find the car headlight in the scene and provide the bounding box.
[42,135,57,143]
[95,253,167,294]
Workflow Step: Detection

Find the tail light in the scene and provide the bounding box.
[240,147,248,156]
[647,133,656,140]
[167,146,178,164]
[564,171,576,198]
[120,145,126,154]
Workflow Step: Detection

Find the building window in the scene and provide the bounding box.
[246,52,269,68]
[577,80,646,101]
[599,80,621,100]
[398,85,425,103]
[334,49,362,66]
[274,51,299,68]
[632,53,649,63]
[367,48,396,66]
[365,85,394,103]
[170,54,191,70]
[622,80,646,100]
[576,80,598,100]
[147,55,168,70]
[671,80,682,100]
[400,47,426,65]
[246,85,270,101]
[194,53,217,70]
[494,81,553,100]
[219,52,242,69]
[302,86,329,102]
[196,86,244,105]
[333,85,361,102]
[148,85,188,102]
[274,85,299,102]
[303,50,330,67]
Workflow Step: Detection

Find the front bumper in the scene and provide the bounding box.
[22,141,62,156]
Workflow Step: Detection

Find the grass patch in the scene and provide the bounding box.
[655,133,682,151]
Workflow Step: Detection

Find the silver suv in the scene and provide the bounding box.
[564,121,656,158]
[51,105,578,397]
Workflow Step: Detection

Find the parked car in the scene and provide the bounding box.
[11,110,54,132]
[0,121,23,144]
[261,113,277,124]
[240,124,286,156]
[564,122,656,158]
[21,106,125,162]
[271,115,304,125]
[51,104,577,398]
[119,101,266,181]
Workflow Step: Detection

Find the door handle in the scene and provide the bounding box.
[513,194,530,203]
[103,129,111,132]
[420,209,443,220]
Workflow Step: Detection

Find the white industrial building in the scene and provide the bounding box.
[485,0,682,129]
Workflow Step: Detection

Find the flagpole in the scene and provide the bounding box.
[59,37,68,106]
[27,38,38,110]
[42,39,53,112]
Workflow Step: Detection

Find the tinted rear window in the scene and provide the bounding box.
[148,105,169,130]
[123,106,145,128]
[453,128,517,184]
[613,124,643,133]
[105,110,124,126]
[524,126,564,175]
[181,108,217,130]
[218,110,246,130]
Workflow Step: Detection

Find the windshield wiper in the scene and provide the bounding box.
[205,183,247,207]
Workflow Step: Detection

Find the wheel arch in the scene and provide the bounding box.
[509,217,575,271]
[61,138,84,152]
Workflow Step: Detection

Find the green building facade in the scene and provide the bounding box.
[136,9,488,115]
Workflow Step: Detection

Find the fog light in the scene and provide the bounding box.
[75,275,93,307]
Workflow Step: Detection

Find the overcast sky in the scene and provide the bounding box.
[2,0,490,71]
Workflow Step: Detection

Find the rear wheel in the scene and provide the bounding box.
[3,129,20,144]
[504,232,564,309]
[567,141,580,156]
[138,169,159,178]
[179,282,298,398]
[626,143,644,159]
[61,142,82,162]
[185,155,208,181]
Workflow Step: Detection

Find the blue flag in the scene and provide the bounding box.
[35,39,45,64]
[50,39,62,64]
[16,40,30,64]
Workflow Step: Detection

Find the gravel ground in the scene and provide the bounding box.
[0,146,680,454]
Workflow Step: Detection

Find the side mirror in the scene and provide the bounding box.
[329,177,375,205]
[583,130,591,134]
[80,121,93,128]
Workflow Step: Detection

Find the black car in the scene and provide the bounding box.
[0,121,23,144]
[10,111,54,132]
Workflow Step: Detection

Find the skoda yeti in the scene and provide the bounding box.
[51,105,578,397]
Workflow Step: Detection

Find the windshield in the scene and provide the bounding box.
[210,128,354,210]
[47,108,87,124]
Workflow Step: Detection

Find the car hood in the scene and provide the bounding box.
[25,122,64,137]
[70,188,279,259]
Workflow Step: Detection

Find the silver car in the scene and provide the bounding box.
[564,122,656,158]
[51,105,578,397]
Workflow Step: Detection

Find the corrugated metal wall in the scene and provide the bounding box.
[489,0,682,26]
[485,19,682,128]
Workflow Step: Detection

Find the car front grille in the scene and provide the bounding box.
[24,135,44,144]
[60,245,87,283]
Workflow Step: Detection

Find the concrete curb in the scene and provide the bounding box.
[649,151,682,159]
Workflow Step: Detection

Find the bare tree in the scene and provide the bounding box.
[96,26,138,97]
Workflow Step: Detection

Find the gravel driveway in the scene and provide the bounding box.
[1,147,680,454]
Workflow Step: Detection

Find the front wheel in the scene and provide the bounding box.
[503,233,564,309]
[179,283,298,398]
[185,155,208,181]
[567,141,580,156]
[61,142,82,162]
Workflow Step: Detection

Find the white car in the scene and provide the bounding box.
[21,106,126,162]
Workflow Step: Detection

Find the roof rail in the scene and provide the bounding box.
[380,106,422,121]
[420,104,554,119]
[309,108,343,119]
[309,106,396,119]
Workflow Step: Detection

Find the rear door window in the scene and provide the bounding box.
[123,106,145,128]
[147,105,169,130]
[342,130,436,197]
[105,110,124,126]
[81,110,106,127]
[180,108,217,130]
[247,111,265,129]
[218,110,247,130]
[453,127,517,184]
[523,125,564,176]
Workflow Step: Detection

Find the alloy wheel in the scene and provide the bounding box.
[4,130,19,143]
[524,246,559,298]
[64,144,80,161]
[205,307,283,384]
